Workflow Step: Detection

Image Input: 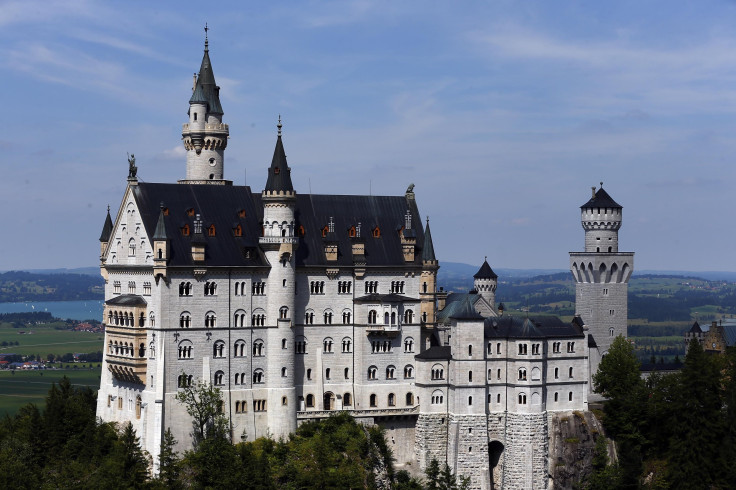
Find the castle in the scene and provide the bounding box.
[96,38,633,489]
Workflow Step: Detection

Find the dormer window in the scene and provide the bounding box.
[233,224,242,237]
[181,224,190,236]
[193,113,197,121]
[372,227,381,238]
[298,225,305,237]
[349,226,356,238]
[321,226,329,238]
[238,209,246,218]
[274,167,280,175]
[163,207,169,216]
[187,208,195,217]
[207,224,216,237]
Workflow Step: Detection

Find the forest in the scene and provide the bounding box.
[0,271,103,302]
[0,378,467,490]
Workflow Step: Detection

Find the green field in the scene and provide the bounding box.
[0,367,101,416]
[0,326,104,357]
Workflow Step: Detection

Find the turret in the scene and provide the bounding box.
[99,205,113,260]
[152,203,169,283]
[473,258,497,310]
[580,183,622,253]
[180,31,230,184]
[259,118,297,438]
[420,217,439,325]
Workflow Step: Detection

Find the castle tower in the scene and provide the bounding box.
[259,118,297,437]
[180,31,230,184]
[570,184,634,379]
[473,258,497,310]
[420,217,439,325]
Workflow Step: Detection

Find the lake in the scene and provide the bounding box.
[0,300,104,321]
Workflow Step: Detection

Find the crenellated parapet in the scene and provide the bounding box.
[569,253,634,284]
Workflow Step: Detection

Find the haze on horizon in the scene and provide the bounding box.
[1,1,735,273]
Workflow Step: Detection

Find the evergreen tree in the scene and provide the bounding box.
[156,428,180,488]
[667,338,726,489]
[425,458,441,490]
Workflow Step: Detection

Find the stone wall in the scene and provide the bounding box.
[415,413,448,470]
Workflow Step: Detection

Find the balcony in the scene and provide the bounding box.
[259,236,299,245]
[297,406,418,420]
[364,323,402,336]
[107,355,146,384]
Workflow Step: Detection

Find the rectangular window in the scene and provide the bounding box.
[114,281,121,294]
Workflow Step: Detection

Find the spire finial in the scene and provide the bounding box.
[277,114,282,136]
[485,255,487,262]
[107,205,110,213]
[600,181,603,188]
[204,23,209,51]
[426,216,429,225]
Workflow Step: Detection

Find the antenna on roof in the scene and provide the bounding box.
[277,114,282,137]
[204,23,209,51]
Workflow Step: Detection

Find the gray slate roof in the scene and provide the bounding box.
[422,220,436,262]
[265,134,294,192]
[132,183,427,269]
[474,259,497,279]
[580,187,622,209]
[189,43,223,115]
[484,315,584,340]
[106,294,147,306]
[99,209,113,242]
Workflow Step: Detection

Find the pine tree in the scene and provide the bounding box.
[157,428,179,487]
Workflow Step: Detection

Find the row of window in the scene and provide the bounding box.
[108,340,145,358]
[107,310,153,328]
[483,341,577,356]
[107,394,143,419]
[234,400,268,413]
[112,281,152,295]
[367,365,414,379]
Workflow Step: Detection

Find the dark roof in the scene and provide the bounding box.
[189,42,223,115]
[153,205,167,240]
[474,259,497,279]
[437,293,480,322]
[688,321,702,334]
[422,219,436,262]
[131,183,425,269]
[415,345,451,360]
[264,134,294,192]
[99,208,113,242]
[580,187,621,209]
[453,296,483,320]
[484,315,584,340]
[106,294,147,306]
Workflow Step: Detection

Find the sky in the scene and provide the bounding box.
[2,0,736,272]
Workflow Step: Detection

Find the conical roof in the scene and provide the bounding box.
[153,205,167,240]
[422,219,436,262]
[474,259,497,279]
[580,187,621,209]
[265,123,294,193]
[189,40,223,115]
[99,207,113,242]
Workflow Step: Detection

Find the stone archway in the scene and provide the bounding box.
[488,440,504,490]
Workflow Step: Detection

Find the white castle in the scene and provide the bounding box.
[96,38,633,489]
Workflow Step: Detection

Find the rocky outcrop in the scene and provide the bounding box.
[548,411,612,489]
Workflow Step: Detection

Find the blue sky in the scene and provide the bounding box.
[2,0,736,272]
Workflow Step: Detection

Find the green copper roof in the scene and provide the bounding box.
[189,41,223,115]
[153,205,167,240]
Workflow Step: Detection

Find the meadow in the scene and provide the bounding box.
[0,367,101,416]
[0,324,103,357]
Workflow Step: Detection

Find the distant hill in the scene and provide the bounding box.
[0,271,103,302]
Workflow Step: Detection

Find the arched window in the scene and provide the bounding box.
[518,368,527,381]
[280,306,289,319]
[253,369,264,384]
[234,310,247,328]
[518,393,527,405]
[281,367,287,377]
[388,393,395,406]
[178,341,192,359]
[306,394,314,408]
[368,310,377,324]
[386,365,395,379]
[295,336,307,354]
[342,310,352,324]
[213,341,225,358]
[431,390,444,404]
[569,392,573,402]
[368,366,377,380]
[179,312,191,328]
[431,364,444,380]
[323,337,334,353]
[214,370,224,385]
[404,337,414,353]
[305,310,315,325]
[569,367,574,378]
[342,337,352,353]
[404,365,414,378]
[468,396,473,406]
[343,393,352,406]
[468,370,473,382]
[135,396,142,419]
[323,309,333,324]
[205,312,216,328]
[468,344,473,357]
[403,309,414,324]
[253,340,264,357]
[370,394,377,407]
[208,224,216,237]
[406,392,414,406]
[128,239,136,256]
[234,340,246,357]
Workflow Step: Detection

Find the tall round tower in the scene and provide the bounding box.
[180,33,230,184]
[259,118,298,437]
[570,183,634,385]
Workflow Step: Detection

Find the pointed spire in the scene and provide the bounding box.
[422,217,436,262]
[189,27,223,115]
[153,203,168,240]
[264,117,294,192]
[99,205,113,242]
[580,184,622,209]
[474,258,498,279]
